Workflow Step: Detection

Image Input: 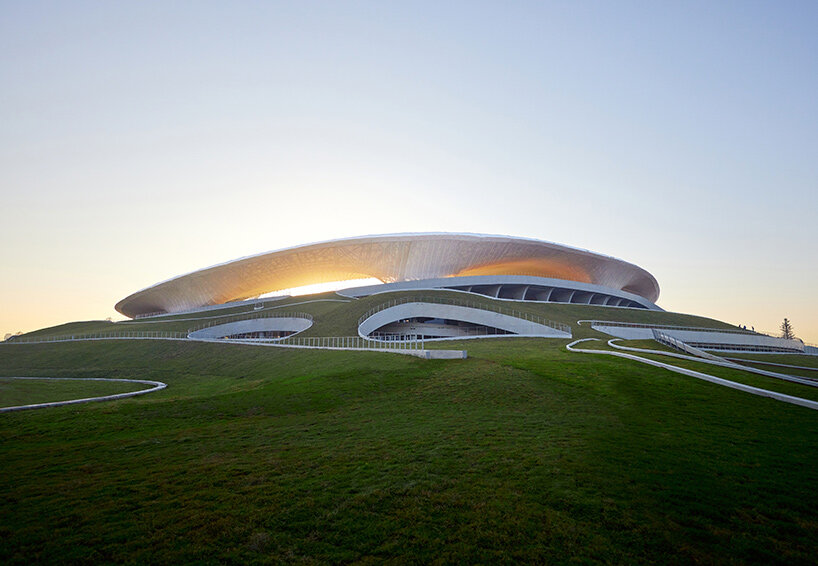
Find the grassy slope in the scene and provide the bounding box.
[601,340,818,380]
[1,339,817,564]
[16,290,741,340]
[588,340,818,402]
[601,338,678,352]
[724,353,818,369]
[725,363,818,381]
[17,292,350,337]
[0,378,147,407]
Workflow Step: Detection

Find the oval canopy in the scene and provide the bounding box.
[115,233,660,317]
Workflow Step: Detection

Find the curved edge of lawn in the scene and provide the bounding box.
[0,377,167,413]
[566,338,818,412]
[607,338,818,387]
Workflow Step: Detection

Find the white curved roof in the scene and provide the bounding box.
[115,233,660,317]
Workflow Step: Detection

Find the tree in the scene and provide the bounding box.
[781,318,795,340]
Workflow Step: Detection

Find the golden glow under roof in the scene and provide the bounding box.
[115,233,660,317]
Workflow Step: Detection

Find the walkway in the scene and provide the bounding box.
[566,338,818,411]
[0,377,167,413]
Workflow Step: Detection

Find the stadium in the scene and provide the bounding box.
[113,233,803,352]
[3,232,818,563]
[115,232,662,317]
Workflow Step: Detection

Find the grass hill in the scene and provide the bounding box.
[1,291,817,564]
[16,289,741,340]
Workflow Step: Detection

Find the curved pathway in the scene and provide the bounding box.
[723,357,818,373]
[607,339,818,387]
[0,377,167,413]
[566,338,818,411]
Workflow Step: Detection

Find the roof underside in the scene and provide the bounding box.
[115,233,661,317]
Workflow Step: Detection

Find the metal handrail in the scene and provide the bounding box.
[251,335,426,351]
[134,311,167,319]
[5,331,189,344]
[2,332,424,352]
[4,312,315,344]
[370,327,511,340]
[653,329,804,355]
[652,330,723,361]
[358,295,571,334]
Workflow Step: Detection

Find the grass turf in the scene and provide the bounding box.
[1,338,817,564]
[586,339,818,402]
[723,353,818,370]
[13,289,741,341]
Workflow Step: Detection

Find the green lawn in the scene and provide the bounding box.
[723,352,818,370]
[586,339,818,402]
[0,378,147,408]
[606,338,678,352]
[13,289,743,343]
[1,338,817,564]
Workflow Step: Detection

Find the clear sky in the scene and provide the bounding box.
[2,1,816,343]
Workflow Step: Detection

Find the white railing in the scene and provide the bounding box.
[5,311,316,344]
[580,320,760,335]
[3,331,426,353]
[653,329,693,353]
[358,295,571,334]
[133,311,167,319]
[257,335,426,351]
[369,327,512,340]
[652,330,723,361]
[5,331,189,344]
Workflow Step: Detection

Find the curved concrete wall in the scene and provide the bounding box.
[662,330,804,352]
[341,275,661,310]
[188,317,312,340]
[358,302,571,339]
[593,324,804,352]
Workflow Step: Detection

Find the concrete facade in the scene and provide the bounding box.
[340,275,660,310]
[187,317,312,340]
[593,324,804,353]
[358,302,572,340]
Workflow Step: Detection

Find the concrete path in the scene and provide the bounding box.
[566,338,818,411]
[607,339,818,387]
[723,357,818,373]
[0,376,167,413]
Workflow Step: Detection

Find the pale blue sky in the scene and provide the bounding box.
[1,1,816,340]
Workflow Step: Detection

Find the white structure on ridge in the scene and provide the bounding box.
[115,233,661,318]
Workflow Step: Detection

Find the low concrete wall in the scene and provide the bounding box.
[593,326,655,339]
[661,330,803,351]
[421,350,468,359]
[189,337,466,359]
[0,376,167,413]
[566,339,818,411]
[340,274,661,310]
[359,302,571,339]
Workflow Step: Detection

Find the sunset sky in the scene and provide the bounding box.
[2,1,816,343]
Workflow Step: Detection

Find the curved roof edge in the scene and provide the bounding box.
[116,233,660,317]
